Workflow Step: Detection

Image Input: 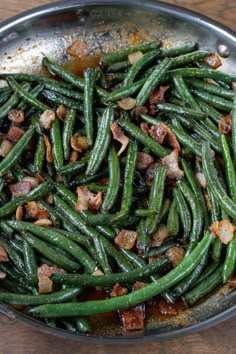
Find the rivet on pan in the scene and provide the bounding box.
[217,44,230,58]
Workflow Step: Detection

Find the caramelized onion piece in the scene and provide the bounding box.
[0,245,9,262]
[195,172,207,189]
[0,140,13,157]
[117,97,137,110]
[38,264,65,294]
[128,51,143,65]
[115,229,137,250]
[203,53,222,69]
[161,149,184,179]
[110,121,129,156]
[56,105,67,121]
[8,109,25,123]
[16,205,24,221]
[209,220,236,245]
[10,181,32,197]
[39,110,55,130]
[34,218,53,227]
[75,186,103,211]
[71,134,89,152]
[43,135,53,163]
[66,39,88,58]
[0,271,6,279]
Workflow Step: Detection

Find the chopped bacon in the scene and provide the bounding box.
[34,218,52,227]
[117,97,137,110]
[166,247,185,267]
[39,110,55,130]
[6,126,25,143]
[43,135,53,163]
[120,305,145,331]
[115,229,138,250]
[22,176,39,189]
[71,134,89,152]
[203,53,222,69]
[151,224,169,247]
[165,127,181,151]
[0,139,13,157]
[218,114,232,135]
[25,201,50,220]
[38,264,65,294]
[16,205,23,221]
[140,122,149,134]
[132,281,147,292]
[8,109,25,123]
[10,181,31,197]
[110,121,129,156]
[0,245,9,262]
[128,51,143,65]
[145,161,159,181]
[56,105,67,121]
[70,150,79,162]
[135,106,148,118]
[66,39,88,58]
[0,271,6,279]
[75,186,103,211]
[157,299,177,316]
[149,123,167,144]
[195,172,207,189]
[110,283,128,297]
[161,149,184,180]
[149,85,169,105]
[136,152,154,170]
[209,220,236,245]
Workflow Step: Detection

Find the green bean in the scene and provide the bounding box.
[148,241,178,257]
[136,57,172,106]
[195,98,222,124]
[84,68,95,146]
[59,154,90,175]
[135,209,157,217]
[157,102,206,118]
[42,90,82,110]
[105,79,145,101]
[107,61,130,73]
[37,200,61,228]
[74,317,91,333]
[221,134,236,202]
[170,50,211,68]
[0,287,83,305]
[0,83,30,120]
[187,78,235,100]
[166,68,236,84]
[86,106,114,175]
[173,188,191,240]
[50,118,64,171]
[101,146,120,213]
[0,238,25,274]
[87,213,138,226]
[0,126,35,176]
[190,88,233,112]
[0,182,49,218]
[22,239,38,286]
[100,41,161,66]
[43,84,83,101]
[34,136,45,173]
[145,165,166,234]
[159,198,172,222]
[173,76,201,111]
[136,219,151,257]
[223,232,236,283]
[167,199,179,236]
[117,119,167,158]
[232,93,236,165]
[30,231,213,318]
[159,43,197,58]
[0,279,30,294]
[18,84,44,111]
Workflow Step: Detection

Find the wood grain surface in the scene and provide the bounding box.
[0,1,236,353]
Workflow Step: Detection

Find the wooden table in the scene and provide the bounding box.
[0,1,236,353]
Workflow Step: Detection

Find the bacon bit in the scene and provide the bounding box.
[16,205,23,221]
[209,220,236,245]
[70,150,79,162]
[8,109,25,123]
[0,139,13,157]
[38,264,65,294]
[44,193,54,205]
[157,299,177,316]
[161,149,184,180]
[66,39,88,58]
[140,122,149,134]
[120,305,145,331]
[151,224,169,247]
[117,97,137,111]
[39,110,55,130]
[149,85,169,105]
[135,106,148,118]
[43,135,53,163]
[34,218,52,227]
[0,271,6,279]
[165,128,181,151]
[136,152,154,170]
[10,181,31,197]
[115,229,138,250]
[71,134,89,152]
[195,172,207,189]
[110,283,128,297]
[75,186,103,211]
[110,121,129,156]
[128,51,143,65]
[166,247,185,267]
[203,53,222,69]
[145,161,159,181]
[132,281,147,292]
[149,123,167,144]
[35,173,45,183]
[0,245,9,262]
[25,201,50,220]
[218,114,232,135]
[22,176,39,189]
[56,105,67,121]
[6,126,25,143]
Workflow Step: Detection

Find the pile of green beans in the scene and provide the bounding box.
[0,39,236,335]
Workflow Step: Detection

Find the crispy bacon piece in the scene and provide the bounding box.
[195,172,207,189]
[149,85,170,105]
[0,139,13,157]
[70,150,79,162]
[120,305,145,331]
[34,218,52,227]
[149,123,180,151]
[203,53,222,69]
[157,299,177,316]
[140,122,149,134]
[6,126,25,143]
[135,106,148,118]
[128,51,143,65]
[66,39,88,58]
[115,229,138,250]
[161,149,184,180]
[75,186,103,211]
[110,283,128,297]
[70,134,88,152]
[166,247,185,268]
[10,181,31,197]
[25,201,50,220]
[117,97,137,110]
[39,110,55,130]
[22,177,39,189]
[218,114,232,135]
[145,161,159,181]
[0,245,9,262]
[16,205,23,221]
[110,121,129,156]
[209,220,236,245]
[132,281,147,292]
[43,135,53,163]
[136,152,154,170]
[56,105,67,121]
[38,264,65,294]
[8,109,25,123]
[151,224,169,247]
